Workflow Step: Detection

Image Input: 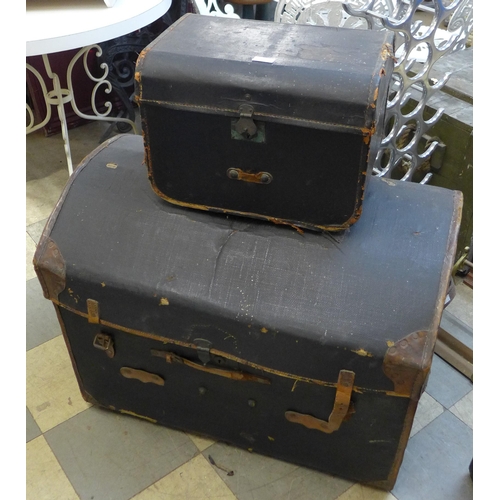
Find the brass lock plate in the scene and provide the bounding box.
[231,119,266,143]
[231,104,265,143]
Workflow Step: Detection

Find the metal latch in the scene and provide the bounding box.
[234,104,257,139]
[194,338,212,365]
[285,370,355,433]
[93,333,115,358]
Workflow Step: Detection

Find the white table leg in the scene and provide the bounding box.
[42,53,74,174]
[26,45,138,176]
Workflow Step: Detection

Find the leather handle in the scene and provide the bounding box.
[285,370,355,433]
[120,367,164,386]
[227,168,273,184]
[151,349,270,384]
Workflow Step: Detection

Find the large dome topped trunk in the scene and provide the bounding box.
[33,135,461,490]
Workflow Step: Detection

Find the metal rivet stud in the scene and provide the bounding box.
[227,168,239,180]
[260,173,272,184]
[199,387,207,395]
[248,399,256,408]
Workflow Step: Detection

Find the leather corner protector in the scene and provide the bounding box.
[383,331,431,399]
[364,476,396,492]
[81,390,99,406]
[33,238,66,301]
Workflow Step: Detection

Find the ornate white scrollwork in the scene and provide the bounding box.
[275,0,381,28]
[26,63,52,133]
[191,0,241,17]
[26,45,137,175]
[275,0,473,184]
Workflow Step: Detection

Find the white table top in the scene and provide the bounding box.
[26,0,172,56]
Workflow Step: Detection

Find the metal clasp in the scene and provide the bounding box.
[93,333,115,358]
[194,338,212,365]
[234,104,257,139]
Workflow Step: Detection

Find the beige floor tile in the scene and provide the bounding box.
[450,390,473,429]
[26,232,37,281]
[26,435,79,500]
[26,335,92,433]
[337,484,397,500]
[26,168,68,226]
[445,281,473,328]
[132,454,237,500]
[186,432,216,452]
[410,391,444,438]
[27,218,49,246]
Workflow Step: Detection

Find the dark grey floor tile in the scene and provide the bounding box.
[27,218,49,245]
[410,392,444,438]
[45,406,198,500]
[450,390,473,429]
[392,411,473,500]
[202,442,353,500]
[26,407,41,443]
[425,354,473,409]
[26,278,62,351]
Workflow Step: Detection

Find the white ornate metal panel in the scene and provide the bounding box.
[275,0,473,183]
[26,46,137,175]
[191,0,241,17]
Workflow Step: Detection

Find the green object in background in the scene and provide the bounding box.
[401,48,473,257]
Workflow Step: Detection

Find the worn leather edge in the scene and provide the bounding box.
[145,169,361,233]
[372,190,464,491]
[32,135,126,300]
[53,304,98,406]
[364,33,395,182]
[33,238,66,301]
[134,12,189,87]
[364,31,395,132]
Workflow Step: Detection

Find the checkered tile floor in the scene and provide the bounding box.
[26,121,473,500]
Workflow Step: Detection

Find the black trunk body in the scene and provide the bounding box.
[135,14,395,231]
[34,135,462,489]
